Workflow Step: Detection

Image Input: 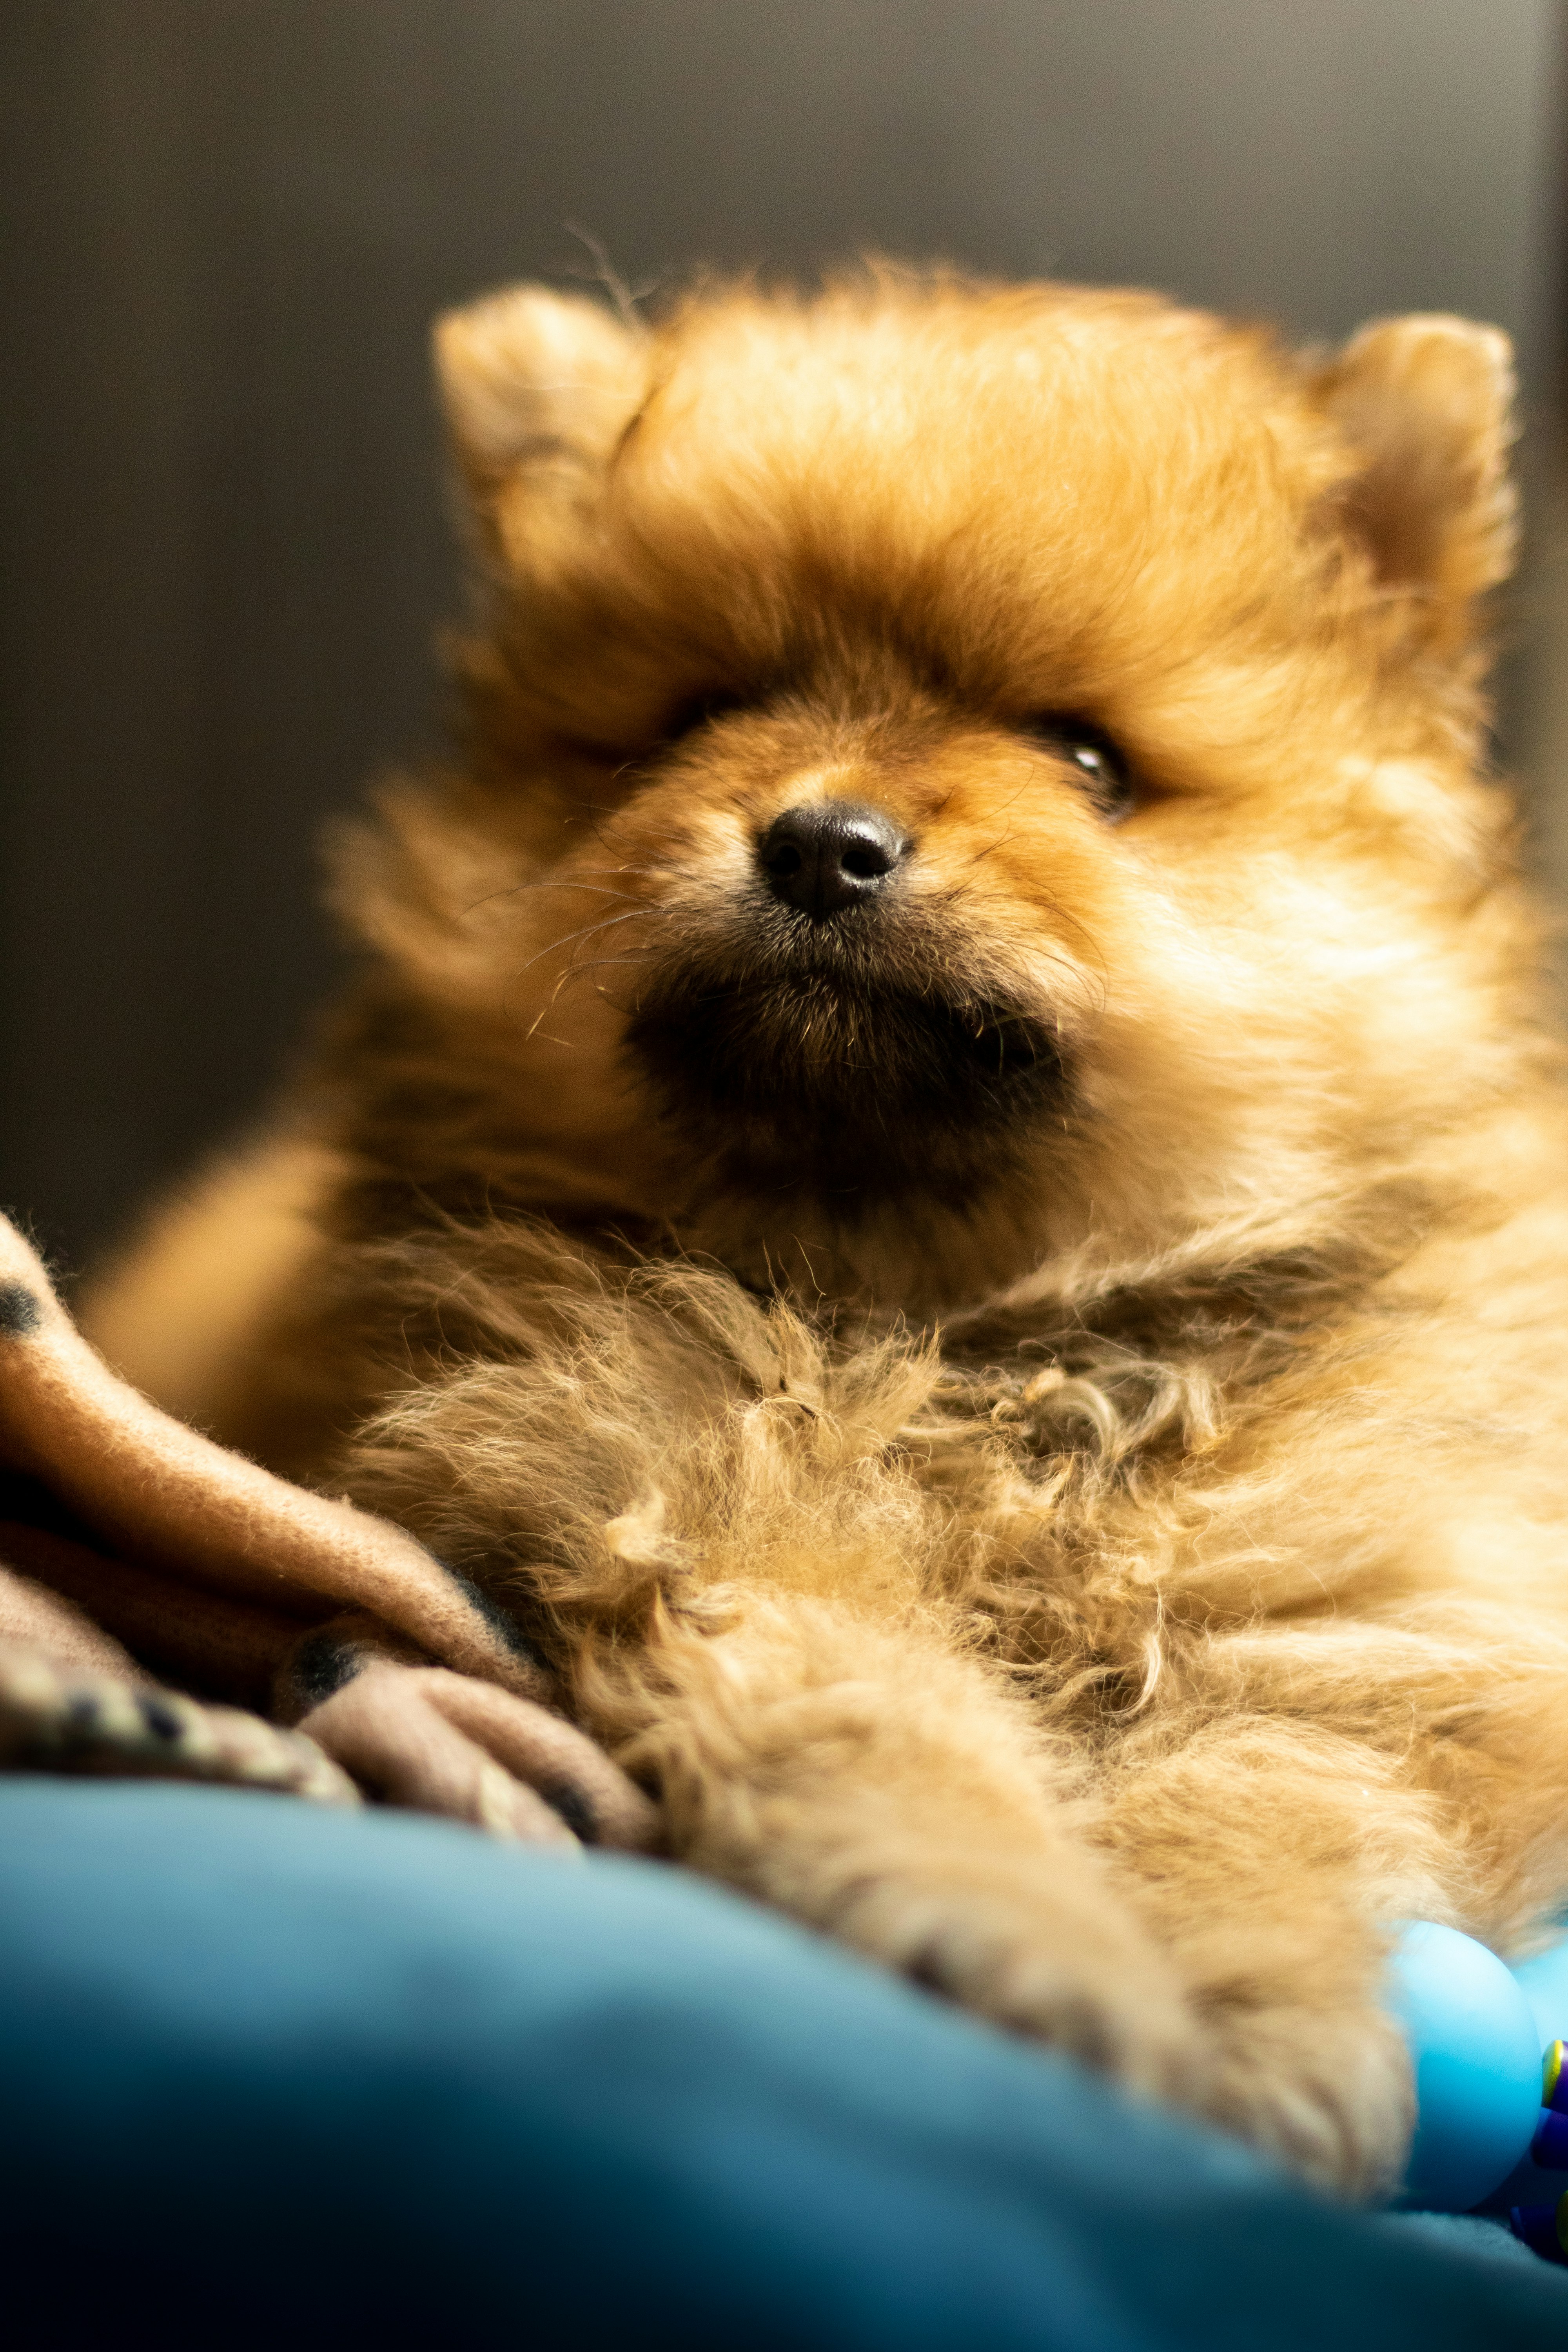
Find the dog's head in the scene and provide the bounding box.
[342,272,1524,1312]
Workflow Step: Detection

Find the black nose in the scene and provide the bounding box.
[757,800,909,919]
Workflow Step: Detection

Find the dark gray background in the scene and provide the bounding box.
[2,1,1563,1270]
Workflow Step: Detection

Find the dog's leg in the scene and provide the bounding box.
[1083,1597,1568,2195]
[1091,1715,1442,2197]
[78,1133,342,1461]
[593,1590,1207,2109]
[322,1261,1203,2104]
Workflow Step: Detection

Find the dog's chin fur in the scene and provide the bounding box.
[85,268,1568,2199]
[625,903,1069,1209]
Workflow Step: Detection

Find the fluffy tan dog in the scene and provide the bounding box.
[89,269,1568,2198]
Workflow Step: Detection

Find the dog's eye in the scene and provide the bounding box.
[1021,716,1136,820]
[661,689,748,746]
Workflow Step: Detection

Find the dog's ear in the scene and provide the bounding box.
[1315,315,1517,637]
[434,285,646,558]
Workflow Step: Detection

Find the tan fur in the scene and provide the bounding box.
[86,1135,341,1446]
[86,269,1568,2197]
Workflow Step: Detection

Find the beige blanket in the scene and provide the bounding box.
[0,1211,656,1851]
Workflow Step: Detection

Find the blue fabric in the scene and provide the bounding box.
[0,1785,1563,2348]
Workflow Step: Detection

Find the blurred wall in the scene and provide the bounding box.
[1,0,1562,1269]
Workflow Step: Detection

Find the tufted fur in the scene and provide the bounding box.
[87,269,1568,2196]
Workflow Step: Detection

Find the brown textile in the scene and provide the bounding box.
[0,1212,657,1850]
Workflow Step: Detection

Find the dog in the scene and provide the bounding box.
[86,266,1568,2197]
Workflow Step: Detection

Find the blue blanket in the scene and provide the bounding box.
[0,1784,1559,2348]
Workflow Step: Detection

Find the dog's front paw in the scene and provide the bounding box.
[832,1854,1202,2107]
[1187,1997,1413,2198]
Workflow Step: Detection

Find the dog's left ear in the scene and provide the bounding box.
[434,283,648,568]
[1315,315,1517,637]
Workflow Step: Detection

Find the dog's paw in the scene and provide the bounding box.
[829,1854,1202,2107]
[1186,1997,1414,2198]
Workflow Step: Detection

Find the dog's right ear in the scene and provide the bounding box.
[1313,314,1516,654]
[434,285,647,563]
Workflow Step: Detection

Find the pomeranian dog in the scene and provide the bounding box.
[88,267,1568,2197]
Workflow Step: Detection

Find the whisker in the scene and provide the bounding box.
[560,952,659,981]
[511,904,666,984]
[458,873,655,922]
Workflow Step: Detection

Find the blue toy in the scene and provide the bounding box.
[1387,1918,1568,2254]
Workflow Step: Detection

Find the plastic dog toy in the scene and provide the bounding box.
[1388,1918,1568,2250]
